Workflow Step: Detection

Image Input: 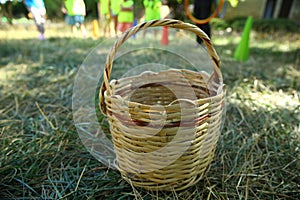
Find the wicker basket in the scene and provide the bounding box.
[99,19,226,191]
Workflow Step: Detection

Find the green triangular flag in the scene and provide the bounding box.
[234,16,253,61]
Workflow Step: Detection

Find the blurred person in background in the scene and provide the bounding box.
[143,0,162,38]
[98,0,121,37]
[193,0,212,44]
[117,0,134,33]
[62,0,87,37]
[23,0,46,40]
[97,0,111,37]
[110,0,121,36]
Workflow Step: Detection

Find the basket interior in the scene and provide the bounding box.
[111,69,213,106]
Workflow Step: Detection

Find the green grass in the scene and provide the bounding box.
[0,20,299,199]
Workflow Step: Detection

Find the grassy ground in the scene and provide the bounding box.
[0,19,299,199]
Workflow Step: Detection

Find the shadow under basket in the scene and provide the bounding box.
[99,19,226,191]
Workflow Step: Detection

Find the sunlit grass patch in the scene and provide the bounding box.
[230,78,299,111]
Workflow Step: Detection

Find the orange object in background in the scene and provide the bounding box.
[92,19,99,38]
[160,26,169,45]
[184,0,224,24]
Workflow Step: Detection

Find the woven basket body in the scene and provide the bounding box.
[100,19,226,191]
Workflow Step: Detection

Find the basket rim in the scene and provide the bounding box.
[109,68,213,83]
[104,68,226,108]
[104,90,225,109]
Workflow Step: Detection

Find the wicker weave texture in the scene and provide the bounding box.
[99,19,226,191]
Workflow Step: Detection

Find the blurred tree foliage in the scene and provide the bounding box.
[43,0,65,19]
[165,0,185,20]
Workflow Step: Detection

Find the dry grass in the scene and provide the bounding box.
[0,19,299,199]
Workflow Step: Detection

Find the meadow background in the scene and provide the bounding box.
[0,18,299,199]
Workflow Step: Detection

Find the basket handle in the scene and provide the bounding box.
[99,19,222,115]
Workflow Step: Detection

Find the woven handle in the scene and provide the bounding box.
[99,19,222,115]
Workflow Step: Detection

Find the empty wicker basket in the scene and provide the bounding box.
[99,19,226,191]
